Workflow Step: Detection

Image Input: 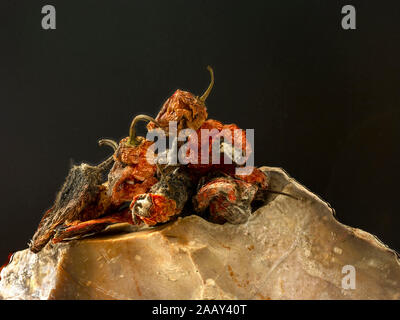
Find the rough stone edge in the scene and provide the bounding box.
[259,166,400,266]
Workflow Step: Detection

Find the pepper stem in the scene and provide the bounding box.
[98,139,118,151]
[128,114,161,147]
[97,139,118,169]
[199,66,214,102]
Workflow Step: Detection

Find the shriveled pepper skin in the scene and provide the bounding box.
[28,67,282,249]
[131,194,177,226]
[131,167,192,226]
[185,119,253,177]
[108,161,157,206]
[221,166,268,190]
[108,137,158,206]
[29,161,113,253]
[146,66,213,133]
[193,176,259,225]
[147,89,208,132]
[114,137,156,167]
[52,209,134,243]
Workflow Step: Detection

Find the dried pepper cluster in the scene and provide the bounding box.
[29,67,275,253]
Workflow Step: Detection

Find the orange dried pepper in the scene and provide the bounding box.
[193,175,258,224]
[185,119,252,177]
[108,115,160,206]
[130,166,192,226]
[52,208,134,243]
[147,66,213,132]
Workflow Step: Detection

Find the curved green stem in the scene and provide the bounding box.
[199,66,214,102]
[128,114,161,147]
[98,139,118,151]
[97,139,118,169]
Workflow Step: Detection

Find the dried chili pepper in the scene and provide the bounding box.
[193,166,300,224]
[147,66,214,132]
[185,119,252,178]
[29,139,116,253]
[52,208,133,243]
[220,165,268,190]
[107,115,161,206]
[193,175,259,224]
[130,166,192,226]
[31,116,163,246]
[27,66,300,249]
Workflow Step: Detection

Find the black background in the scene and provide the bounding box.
[0,0,399,261]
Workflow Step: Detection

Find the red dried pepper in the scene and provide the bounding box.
[147,66,213,132]
[52,209,133,243]
[130,166,192,226]
[108,115,160,206]
[29,66,297,252]
[185,119,252,177]
[50,115,165,243]
[193,175,259,224]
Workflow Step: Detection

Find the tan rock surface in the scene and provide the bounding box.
[1,167,399,300]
